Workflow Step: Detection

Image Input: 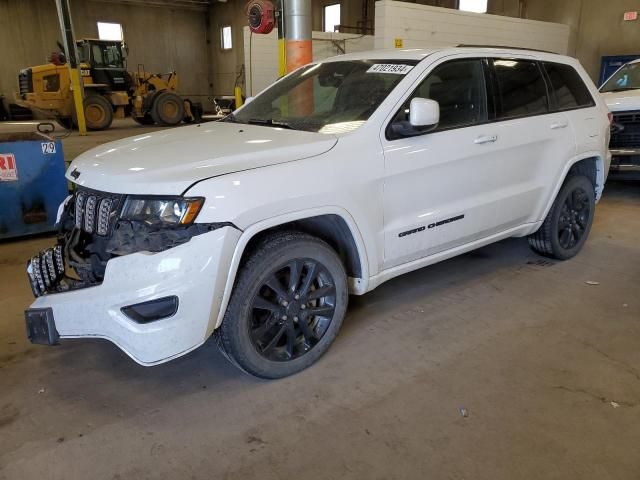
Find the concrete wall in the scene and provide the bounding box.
[0,0,211,107]
[487,0,640,81]
[374,0,570,53]
[243,27,374,95]
[208,0,248,96]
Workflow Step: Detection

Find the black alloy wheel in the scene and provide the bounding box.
[528,174,596,260]
[217,232,348,379]
[249,258,337,362]
[557,187,591,250]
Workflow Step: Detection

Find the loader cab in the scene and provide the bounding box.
[77,39,128,91]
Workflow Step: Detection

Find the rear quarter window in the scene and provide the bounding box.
[543,62,595,110]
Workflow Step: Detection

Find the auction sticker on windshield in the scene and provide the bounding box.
[367,64,414,74]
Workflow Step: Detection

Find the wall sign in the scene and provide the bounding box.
[0,153,18,181]
[394,38,404,48]
[623,11,638,21]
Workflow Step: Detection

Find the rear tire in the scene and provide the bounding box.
[218,232,348,379]
[151,91,184,126]
[82,95,113,130]
[528,175,595,260]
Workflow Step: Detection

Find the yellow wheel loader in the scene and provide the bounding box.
[16,39,202,130]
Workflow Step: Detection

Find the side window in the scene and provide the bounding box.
[388,59,487,139]
[492,59,548,119]
[43,74,60,92]
[543,62,595,111]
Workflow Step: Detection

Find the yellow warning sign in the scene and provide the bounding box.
[394,38,403,48]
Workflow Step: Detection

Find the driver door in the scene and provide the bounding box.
[382,57,507,269]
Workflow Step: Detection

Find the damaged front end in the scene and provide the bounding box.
[27,187,231,297]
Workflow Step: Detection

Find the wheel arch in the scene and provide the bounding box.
[540,152,606,223]
[210,207,370,331]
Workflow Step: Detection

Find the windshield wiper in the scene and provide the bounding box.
[247,118,295,130]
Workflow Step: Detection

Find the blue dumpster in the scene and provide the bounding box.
[0,132,68,239]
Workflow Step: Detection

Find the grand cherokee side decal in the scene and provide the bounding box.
[428,214,465,229]
[398,214,465,238]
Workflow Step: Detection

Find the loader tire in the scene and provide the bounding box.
[83,95,113,130]
[151,91,184,126]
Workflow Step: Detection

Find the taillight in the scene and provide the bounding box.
[607,112,613,125]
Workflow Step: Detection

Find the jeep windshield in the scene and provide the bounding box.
[230,60,418,134]
[601,62,640,92]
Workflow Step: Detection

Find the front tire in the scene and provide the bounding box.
[151,91,184,126]
[218,232,348,379]
[528,175,595,260]
[83,95,113,130]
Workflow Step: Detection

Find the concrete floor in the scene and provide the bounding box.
[0,120,639,479]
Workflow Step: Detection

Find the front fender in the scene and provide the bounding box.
[202,206,370,332]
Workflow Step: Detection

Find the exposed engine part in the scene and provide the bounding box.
[27,187,238,298]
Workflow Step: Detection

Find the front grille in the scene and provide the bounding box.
[72,188,122,236]
[28,246,65,297]
[611,110,640,149]
[18,68,33,95]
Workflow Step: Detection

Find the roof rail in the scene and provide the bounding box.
[456,44,554,54]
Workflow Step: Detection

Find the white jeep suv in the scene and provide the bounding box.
[25,47,610,378]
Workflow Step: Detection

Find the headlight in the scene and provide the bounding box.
[120,197,204,227]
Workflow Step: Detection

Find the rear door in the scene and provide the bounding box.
[485,57,577,226]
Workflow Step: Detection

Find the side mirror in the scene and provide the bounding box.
[409,97,439,129]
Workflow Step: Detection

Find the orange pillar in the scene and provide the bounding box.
[284,0,313,115]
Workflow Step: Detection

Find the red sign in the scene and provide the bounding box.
[624,11,638,21]
[0,153,18,181]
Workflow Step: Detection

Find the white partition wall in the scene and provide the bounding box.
[242,3,570,97]
[243,27,374,96]
[374,0,570,54]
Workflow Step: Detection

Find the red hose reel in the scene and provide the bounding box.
[246,0,276,35]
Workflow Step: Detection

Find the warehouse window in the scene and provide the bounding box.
[323,4,341,32]
[97,22,123,41]
[221,26,233,50]
[459,0,487,13]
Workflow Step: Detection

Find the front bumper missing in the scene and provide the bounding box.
[24,228,242,365]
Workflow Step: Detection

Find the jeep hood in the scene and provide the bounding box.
[67,122,338,195]
[601,89,640,113]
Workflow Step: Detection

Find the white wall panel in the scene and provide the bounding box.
[374,0,570,54]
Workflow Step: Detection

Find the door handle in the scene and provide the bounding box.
[550,121,568,129]
[474,134,498,144]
